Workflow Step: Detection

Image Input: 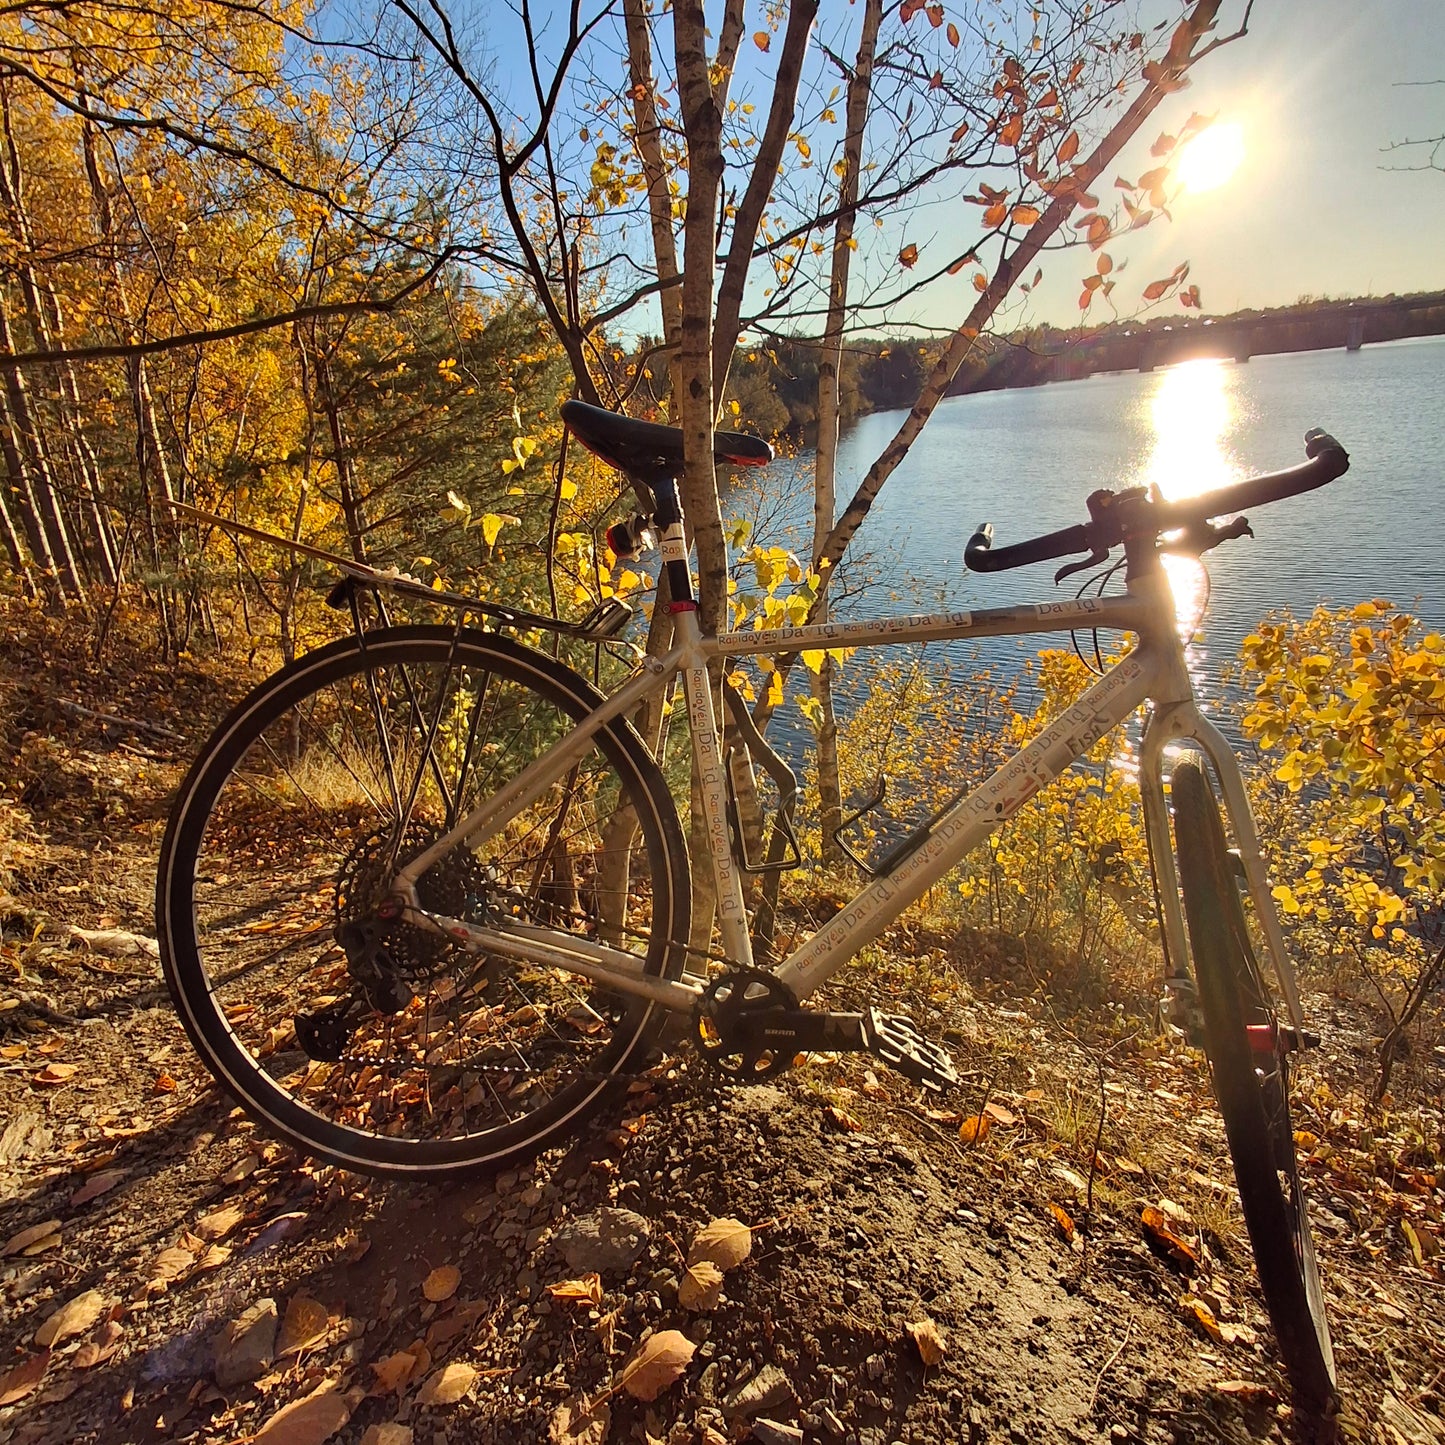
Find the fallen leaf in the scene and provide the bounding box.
[1049,1202,1076,1242]
[421,1265,460,1303]
[416,1361,478,1406]
[3,1220,61,1257]
[195,1204,245,1241]
[686,1218,752,1273]
[551,1395,610,1445]
[958,1114,991,1145]
[619,1329,694,1401]
[253,1380,354,1445]
[547,1274,603,1307]
[0,1351,49,1407]
[1141,1206,1200,1273]
[1180,1294,1223,1343]
[146,1244,196,1292]
[153,1072,177,1094]
[595,1309,619,1355]
[369,1351,418,1396]
[32,1062,77,1086]
[71,1169,127,1207]
[906,1317,947,1366]
[278,1294,330,1356]
[195,1243,231,1272]
[677,1261,724,1312]
[73,1320,123,1368]
[360,1426,414,1445]
[220,1154,261,1185]
[983,1101,1017,1126]
[35,1290,107,1348]
[1212,1379,1275,1402]
[824,1103,864,1132]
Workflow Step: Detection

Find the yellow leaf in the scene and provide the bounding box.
[906,1317,947,1365]
[481,513,510,548]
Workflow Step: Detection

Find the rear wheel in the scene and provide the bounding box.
[157,626,689,1179]
[1171,753,1336,1412]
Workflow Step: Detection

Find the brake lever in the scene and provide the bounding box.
[1162,515,1253,558]
[1055,548,1111,584]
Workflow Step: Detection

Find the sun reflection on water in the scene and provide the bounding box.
[1138,357,1240,644]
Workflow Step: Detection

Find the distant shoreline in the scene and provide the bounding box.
[952,290,1445,393]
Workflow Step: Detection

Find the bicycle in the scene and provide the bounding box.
[157,401,1348,1411]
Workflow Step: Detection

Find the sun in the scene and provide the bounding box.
[1176,121,1245,194]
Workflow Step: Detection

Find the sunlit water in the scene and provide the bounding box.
[817,336,1445,706]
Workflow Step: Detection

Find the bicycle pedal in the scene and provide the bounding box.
[861,1009,959,1093]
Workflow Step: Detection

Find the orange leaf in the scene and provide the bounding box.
[958,1113,991,1144]
[1084,214,1110,249]
[1142,278,1172,302]
[422,1265,461,1302]
[1058,130,1079,163]
[982,201,1007,227]
[1075,191,1099,209]
[926,4,944,27]
[950,120,970,143]
[972,272,987,292]
[946,21,960,45]
[1140,1205,1199,1272]
[898,242,919,269]
[1078,291,1093,310]
[1010,204,1041,225]
[1137,165,1170,192]
[1049,1202,1076,1241]
[1000,114,1023,147]
[1096,253,1113,275]
[752,30,770,51]
[620,1329,695,1402]
[1067,58,1085,84]
[1151,132,1177,157]
[946,256,968,275]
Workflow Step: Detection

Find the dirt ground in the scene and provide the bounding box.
[1,601,1441,1445]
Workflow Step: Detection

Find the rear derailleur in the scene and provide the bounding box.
[294,913,415,1063]
[690,965,959,1093]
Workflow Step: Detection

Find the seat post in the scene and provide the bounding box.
[649,471,697,614]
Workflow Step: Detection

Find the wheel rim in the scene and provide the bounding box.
[162,632,681,1170]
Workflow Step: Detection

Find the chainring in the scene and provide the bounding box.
[691,966,798,1082]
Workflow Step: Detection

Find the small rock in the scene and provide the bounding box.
[214,1298,278,1387]
[724,1363,795,1419]
[555,1209,652,1275]
[753,1421,803,1445]
[820,1406,846,1438]
[865,1354,886,1382]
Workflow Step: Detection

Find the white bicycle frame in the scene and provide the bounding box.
[390,560,1305,1034]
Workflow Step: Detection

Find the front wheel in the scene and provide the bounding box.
[157,626,690,1179]
[1171,753,1336,1413]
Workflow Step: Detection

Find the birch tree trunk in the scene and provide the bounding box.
[810,0,882,865]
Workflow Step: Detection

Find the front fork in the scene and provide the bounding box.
[1139,701,1308,1040]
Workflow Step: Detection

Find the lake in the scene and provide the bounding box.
[813,335,1445,698]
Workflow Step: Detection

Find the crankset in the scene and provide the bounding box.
[691,966,959,1092]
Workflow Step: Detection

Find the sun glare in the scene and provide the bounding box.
[1176,121,1245,194]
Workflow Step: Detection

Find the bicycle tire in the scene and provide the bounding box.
[157,626,690,1179]
[1171,752,1336,1411]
